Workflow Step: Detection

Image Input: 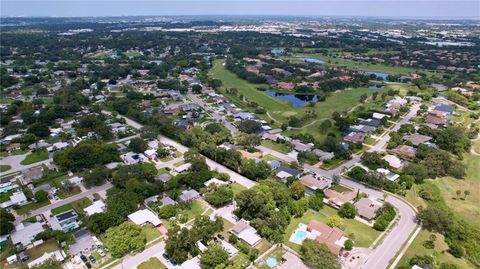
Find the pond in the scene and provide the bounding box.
[262,90,320,108]
[366,71,390,80]
[299,57,325,64]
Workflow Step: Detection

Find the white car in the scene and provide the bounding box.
[97,249,105,257]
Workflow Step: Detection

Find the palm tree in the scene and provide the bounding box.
[456,190,461,199]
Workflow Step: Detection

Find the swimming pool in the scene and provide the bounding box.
[294,230,308,243]
[266,257,278,268]
[0,186,13,193]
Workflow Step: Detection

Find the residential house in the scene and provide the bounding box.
[155,173,171,183]
[324,189,357,208]
[267,160,281,169]
[175,119,192,130]
[360,118,382,127]
[144,149,157,160]
[83,201,106,216]
[229,220,262,246]
[344,132,366,143]
[175,163,192,174]
[121,152,148,165]
[20,167,43,184]
[0,191,28,208]
[434,104,455,115]
[299,175,332,194]
[49,210,79,232]
[376,168,400,181]
[6,143,21,153]
[348,124,376,134]
[28,250,65,269]
[291,139,314,152]
[307,220,348,255]
[128,209,162,227]
[354,198,380,221]
[403,133,433,147]
[425,111,448,127]
[179,189,200,203]
[204,178,229,188]
[312,149,334,161]
[274,166,302,181]
[382,155,404,170]
[10,222,45,249]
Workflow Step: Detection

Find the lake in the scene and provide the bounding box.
[262,90,320,108]
[366,71,390,80]
[299,57,325,64]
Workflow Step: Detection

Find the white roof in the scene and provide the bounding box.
[128,209,161,226]
[28,250,65,269]
[276,171,292,179]
[220,239,239,257]
[144,149,156,157]
[204,178,228,187]
[383,155,403,169]
[376,168,400,181]
[179,256,200,269]
[83,201,106,216]
[237,227,261,246]
[10,191,27,204]
[11,222,44,246]
[175,163,191,173]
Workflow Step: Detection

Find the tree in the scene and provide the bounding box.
[157,204,177,219]
[204,185,234,208]
[327,215,344,228]
[27,123,50,138]
[84,165,111,187]
[237,120,261,134]
[464,190,470,199]
[448,243,464,258]
[0,208,15,235]
[300,239,340,269]
[319,120,332,134]
[456,190,461,199]
[417,206,453,233]
[200,243,229,269]
[106,189,140,218]
[332,175,341,185]
[34,190,49,202]
[344,239,354,250]
[128,138,148,153]
[289,180,305,200]
[105,222,146,258]
[192,84,202,94]
[338,203,357,219]
[240,159,272,180]
[87,212,123,234]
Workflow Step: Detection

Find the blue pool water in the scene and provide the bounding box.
[366,71,390,80]
[294,230,308,242]
[299,57,325,64]
[266,257,278,268]
[262,90,320,108]
[0,187,13,193]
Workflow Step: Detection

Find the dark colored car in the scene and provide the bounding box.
[80,255,88,263]
[85,262,92,269]
[89,255,96,264]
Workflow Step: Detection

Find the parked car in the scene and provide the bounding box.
[85,262,92,269]
[98,249,105,257]
[80,255,88,263]
[103,246,109,252]
[89,255,96,264]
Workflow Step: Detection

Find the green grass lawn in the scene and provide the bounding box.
[285,53,439,77]
[15,200,51,215]
[254,238,273,255]
[125,51,143,57]
[51,197,92,215]
[329,184,352,193]
[183,200,205,221]
[0,98,13,104]
[173,160,185,167]
[261,140,292,154]
[256,246,286,269]
[137,257,166,269]
[397,229,475,269]
[0,165,11,173]
[20,150,49,165]
[220,217,235,238]
[232,252,251,269]
[160,156,174,162]
[142,224,162,243]
[364,137,376,145]
[93,193,102,201]
[433,154,480,227]
[230,182,247,196]
[0,191,12,203]
[27,239,59,260]
[11,149,29,155]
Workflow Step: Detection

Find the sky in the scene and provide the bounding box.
[1,0,479,18]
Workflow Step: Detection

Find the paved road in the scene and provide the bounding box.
[14,183,113,224]
[0,154,52,176]
[187,93,239,134]
[110,241,174,269]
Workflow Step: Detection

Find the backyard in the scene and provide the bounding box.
[51,197,92,215]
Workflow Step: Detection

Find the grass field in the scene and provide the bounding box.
[51,197,92,215]
[125,51,143,58]
[11,149,29,155]
[397,229,475,269]
[434,154,480,227]
[142,224,162,243]
[261,140,292,154]
[183,200,206,221]
[20,150,49,165]
[230,182,247,196]
[285,53,439,77]
[137,257,166,269]
[27,239,59,260]
[0,165,11,172]
[15,200,51,215]
[210,59,385,137]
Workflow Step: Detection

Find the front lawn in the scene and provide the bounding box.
[142,224,162,243]
[11,149,29,155]
[329,184,353,193]
[261,140,292,154]
[137,257,166,269]
[231,182,247,196]
[20,150,49,165]
[51,197,92,215]
[15,200,51,215]
[183,200,206,221]
[27,239,59,260]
